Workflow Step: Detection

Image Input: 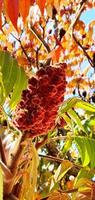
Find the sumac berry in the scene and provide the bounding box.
[13,64,67,137]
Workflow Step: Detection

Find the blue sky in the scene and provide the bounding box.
[80,8,95,24]
[80,8,95,76]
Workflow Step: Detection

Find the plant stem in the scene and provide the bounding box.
[36,136,67,149]
[47,136,67,143]
[59,188,78,194]
[39,154,64,163]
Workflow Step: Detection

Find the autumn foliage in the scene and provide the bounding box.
[0,0,95,200]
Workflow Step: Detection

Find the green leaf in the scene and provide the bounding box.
[62,137,72,154]
[88,116,95,127]
[60,113,72,128]
[59,97,79,113]
[0,166,3,200]
[0,82,5,105]
[0,51,17,96]
[0,51,28,108]
[74,136,95,168]
[76,101,95,113]
[50,160,73,190]
[59,97,95,115]
[10,66,27,108]
[74,168,93,187]
[67,109,86,133]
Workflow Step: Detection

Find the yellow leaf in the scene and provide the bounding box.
[19,143,39,200]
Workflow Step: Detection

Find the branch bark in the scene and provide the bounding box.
[29,24,51,53]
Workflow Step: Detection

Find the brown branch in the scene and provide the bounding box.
[47,136,67,143]
[35,44,42,69]
[39,154,63,163]
[9,132,28,174]
[36,136,67,149]
[10,33,31,65]
[4,133,34,195]
[4,134,26,195]
[38,154,82,170]
[4,194,19,200]
[36,135,48,149]
[77,84,83,99]
[73,33,94,67]
[29,24,51,53]
[72,0,94,68]
[58,188,78,194]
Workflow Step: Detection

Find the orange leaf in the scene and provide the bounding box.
[19,0,32,23]
[37,0,46,14]
[4,0,19,30]
[47,191,71,200]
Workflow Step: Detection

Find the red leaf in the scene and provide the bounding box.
[19,0,32,23]
[37,0,46,14]
[4,0,19,30]
[0,0,2,30]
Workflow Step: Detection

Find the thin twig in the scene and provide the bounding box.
[36,135,48,149]
[73,33,93,67]
[36,136,68,149]
[29,24,51,53]
[59,188,78,194]
[35,44,42,68]
[10,33,31,65]
[38,154,82,169]
[39,153,63,163]
[77,84,83,99]
[47,136,67,143]
[72,0,94,68]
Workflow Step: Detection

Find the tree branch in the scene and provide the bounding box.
[38,154,81,170]
[10,33,32,66]
[36,135,67,149]
[58,188,78,194]
[47,136,67,143]
[39,153,63,163]
[73,33,94,67]
[72,0,94,68]
[29,24,51,53]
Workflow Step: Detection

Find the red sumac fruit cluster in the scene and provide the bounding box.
[13,64,67,136]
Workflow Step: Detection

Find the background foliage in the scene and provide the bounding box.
[0,0,95,200]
